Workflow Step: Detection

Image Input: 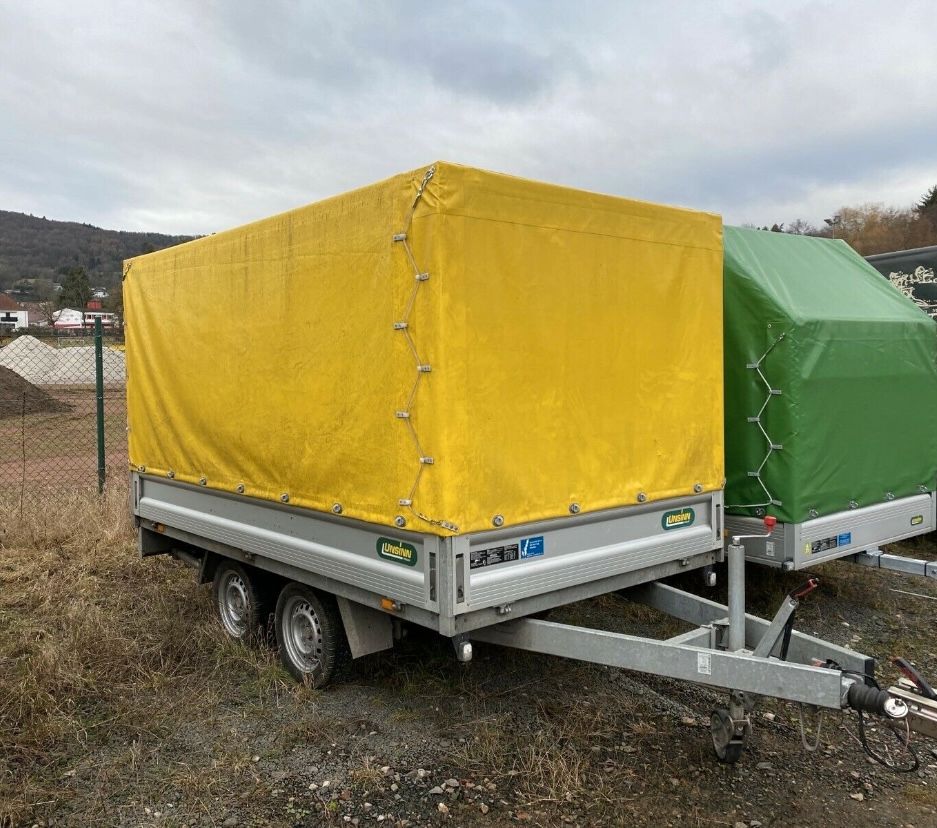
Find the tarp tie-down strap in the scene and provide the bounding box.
[392,166,459,534]
[726,329,788,511]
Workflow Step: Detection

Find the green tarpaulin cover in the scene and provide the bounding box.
[724,226,937,523]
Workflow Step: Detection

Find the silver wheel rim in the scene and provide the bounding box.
[218,571,250,637]
[282,595,324,674]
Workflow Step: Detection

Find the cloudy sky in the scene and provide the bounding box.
[1,1,935,235]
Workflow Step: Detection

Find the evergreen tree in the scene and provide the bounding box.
[915,185,937,213]
[915,185,937,241]
[58,266,92,309]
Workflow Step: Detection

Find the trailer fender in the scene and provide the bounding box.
[139,524,174,558]
[336,596,393,659]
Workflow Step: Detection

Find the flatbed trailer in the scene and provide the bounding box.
[134,472,934,764]
[721,227,937,581]
[126,164,935,767]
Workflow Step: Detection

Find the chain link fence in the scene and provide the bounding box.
[0,326,126,498]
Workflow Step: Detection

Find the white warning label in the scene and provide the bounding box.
[697,652,712,676]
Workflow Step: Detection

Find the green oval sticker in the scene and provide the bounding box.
[377,537,418,567]
[662,508,695,530]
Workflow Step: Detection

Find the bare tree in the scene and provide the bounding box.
[829,203,933,255]
[785,218,818,236]
[34,279,58,326]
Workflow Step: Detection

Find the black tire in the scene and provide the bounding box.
[274,583,344,688]
[212,560,272,643]
[710,708,746,764]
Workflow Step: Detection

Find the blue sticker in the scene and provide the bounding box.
[838,532,852,547]
[520,535,545,559]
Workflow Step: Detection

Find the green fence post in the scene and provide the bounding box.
[94,317,106,493]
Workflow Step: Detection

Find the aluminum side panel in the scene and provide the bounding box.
[460,494,721,611]
[136,476,435,610]
[728,493,936,569]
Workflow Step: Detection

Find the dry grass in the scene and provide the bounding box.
[452,687,644,812]
[2,483,936,826]
[0,482,287,825]
[347,756,387,792]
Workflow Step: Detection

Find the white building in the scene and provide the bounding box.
[52,307,85,330]
[0,293,28,329]
[52,306,118,330]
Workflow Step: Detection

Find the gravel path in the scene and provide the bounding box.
[6,535,937,827]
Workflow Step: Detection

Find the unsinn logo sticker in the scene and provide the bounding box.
[377,537,418,567]
[661,508,695,530]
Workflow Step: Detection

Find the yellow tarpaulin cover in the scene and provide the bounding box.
[125,162,724,536]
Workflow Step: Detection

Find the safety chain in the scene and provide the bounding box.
[797,703,823,752]
[726,329,787,511]
[391,166,458,533]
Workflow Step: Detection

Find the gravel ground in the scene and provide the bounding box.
[4,532,937,828]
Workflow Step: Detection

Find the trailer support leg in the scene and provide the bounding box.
[727,541,746,652]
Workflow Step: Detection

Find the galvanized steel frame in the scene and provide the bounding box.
[472,615,852,709]
[473,569,874,711]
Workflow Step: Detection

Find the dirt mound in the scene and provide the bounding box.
[0,366,72,419]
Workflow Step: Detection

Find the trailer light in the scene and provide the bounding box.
[763,516,777,530]
[154,522,166,533]
[380,598,401,612]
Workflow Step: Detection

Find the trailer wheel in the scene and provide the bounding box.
[710,708,747,764]
[275,583,342,688]
[212,561,270,642]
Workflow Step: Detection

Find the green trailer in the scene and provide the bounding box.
[722,227,937,574]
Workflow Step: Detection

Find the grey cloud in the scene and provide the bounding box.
[648,110,937,216]
[0,1,935,234]
[395,37,557,104]
[210,1,591,105]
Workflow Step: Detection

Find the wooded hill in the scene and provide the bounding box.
[0,210,194,294]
